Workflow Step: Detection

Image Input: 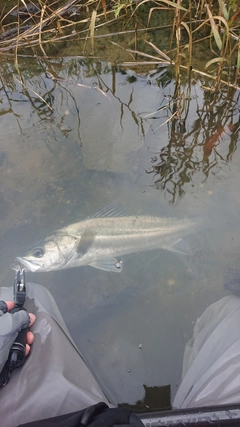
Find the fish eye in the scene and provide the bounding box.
[33,248,44,258]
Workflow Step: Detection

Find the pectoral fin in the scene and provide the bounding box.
[77,230,96,256]
[89,258,123,273]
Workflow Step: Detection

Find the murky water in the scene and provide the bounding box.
[0,54,240,409]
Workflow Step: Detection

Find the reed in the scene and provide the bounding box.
[0,0,239,90]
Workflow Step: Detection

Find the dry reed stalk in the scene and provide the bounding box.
[90,9,97,52]
[121,42,240,91]
[0,0,238,92]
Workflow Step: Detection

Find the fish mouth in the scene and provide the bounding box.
[14,257,42,272]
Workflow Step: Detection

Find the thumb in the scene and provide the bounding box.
[0,310,30,348]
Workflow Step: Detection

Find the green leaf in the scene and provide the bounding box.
[218,0,230,21]
[206,5,222,51]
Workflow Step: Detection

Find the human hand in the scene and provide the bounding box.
[0,301,36,374]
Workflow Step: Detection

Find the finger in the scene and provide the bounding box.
[5,301,15,312]
[26,331,34,345]
[0,300,15,314]
[28,313,36,327]
[25,344,30,356]
[0,301,8,315]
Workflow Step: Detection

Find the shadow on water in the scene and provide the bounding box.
[0,55,240,408]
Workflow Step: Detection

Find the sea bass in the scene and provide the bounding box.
[14,208,201,273]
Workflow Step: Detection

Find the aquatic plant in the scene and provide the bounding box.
[0,0,239,91]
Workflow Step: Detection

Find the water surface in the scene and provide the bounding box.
[0,55,239,408]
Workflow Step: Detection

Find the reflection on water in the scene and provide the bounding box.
[138,68,240,203]
[0,56,240,408]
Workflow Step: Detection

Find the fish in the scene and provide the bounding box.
[14,205,201,273]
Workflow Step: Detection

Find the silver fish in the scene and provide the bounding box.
[14,207,201,273]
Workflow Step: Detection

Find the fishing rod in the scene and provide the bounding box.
[139,403,240,426]
[0,269,27,387]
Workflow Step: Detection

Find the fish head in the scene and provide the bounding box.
[14,233,79,272]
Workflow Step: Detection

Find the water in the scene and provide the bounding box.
[0,55,240,409]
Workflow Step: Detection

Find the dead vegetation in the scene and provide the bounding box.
[0,0,239,90]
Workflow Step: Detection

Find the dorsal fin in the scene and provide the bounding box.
[87,203,126,219]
